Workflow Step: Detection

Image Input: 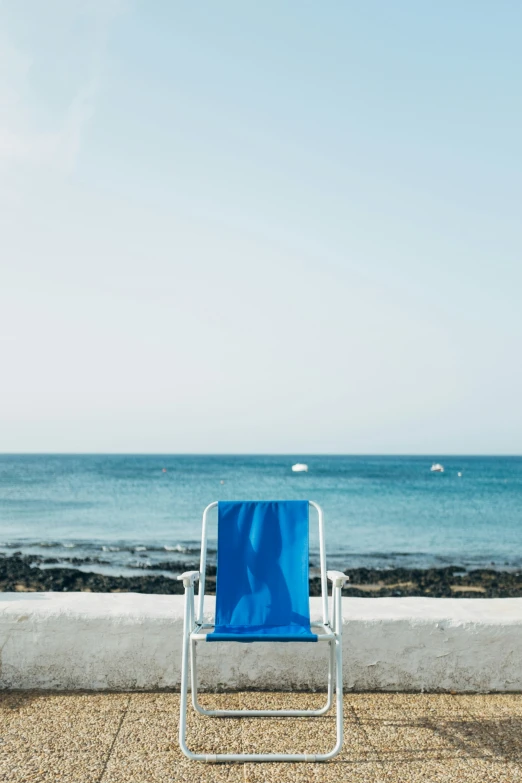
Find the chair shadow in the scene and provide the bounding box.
[0,690,55,712]
[366,713,522,765]
[429,715,522,762]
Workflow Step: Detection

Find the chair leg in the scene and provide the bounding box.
[332,637,343,757]
[179,588,197,760]
[190,639,199,712]
[327,636,335,706]
[332,584,344,757]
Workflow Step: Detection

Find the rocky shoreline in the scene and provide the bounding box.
[2,552,522,597]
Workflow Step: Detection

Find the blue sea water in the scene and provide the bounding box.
[0,454,521,577]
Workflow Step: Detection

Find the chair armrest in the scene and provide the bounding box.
[327,570,349,588]
[177,571,200,588]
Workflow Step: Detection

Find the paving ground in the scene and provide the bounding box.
[1,691,522,783]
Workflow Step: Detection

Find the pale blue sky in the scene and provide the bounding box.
[1,1,521,453]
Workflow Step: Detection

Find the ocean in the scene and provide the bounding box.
[1,454,521,579]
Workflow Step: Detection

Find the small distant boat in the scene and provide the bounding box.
[430,463,444,473]
[291,463,308,473]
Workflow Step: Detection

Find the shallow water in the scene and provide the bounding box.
[0,454,521,575]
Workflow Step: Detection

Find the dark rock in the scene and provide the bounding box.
[2,553,522,598]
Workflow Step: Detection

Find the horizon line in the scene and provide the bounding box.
[1,452,521,458]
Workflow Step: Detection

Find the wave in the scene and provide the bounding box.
[2,539,521,575]
[163,544,191,552]
[0,540,209,555]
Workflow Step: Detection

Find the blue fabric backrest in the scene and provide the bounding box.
[211,500,312,638]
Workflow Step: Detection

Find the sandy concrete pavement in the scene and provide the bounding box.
[1,690,522,782]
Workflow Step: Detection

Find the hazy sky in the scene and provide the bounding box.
[1,1,521,454]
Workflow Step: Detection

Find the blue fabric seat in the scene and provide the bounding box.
[207,500,317,643]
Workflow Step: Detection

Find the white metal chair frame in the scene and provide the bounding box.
[178,500,348,763]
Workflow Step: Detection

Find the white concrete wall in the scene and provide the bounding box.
[1,593,521,692]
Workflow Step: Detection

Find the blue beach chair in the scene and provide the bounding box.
[178,500,348,762]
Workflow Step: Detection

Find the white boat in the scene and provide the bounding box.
[291,463,308,473]
[430,463,444,473]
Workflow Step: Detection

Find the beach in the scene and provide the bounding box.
[3,552,522,598]
[2,454,522,598]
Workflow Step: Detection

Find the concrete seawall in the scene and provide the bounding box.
[1,593,521,692]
